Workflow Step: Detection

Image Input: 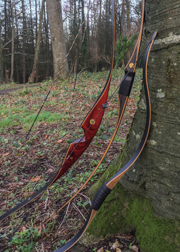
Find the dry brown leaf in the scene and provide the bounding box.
[47,168,54,173]
[57,139,63,143]
[31,176,41,182]
[3,153,9,157]
[111,240,120,250]
[97,247,104,252]
[131,245,139,252]
[21,226,26,232]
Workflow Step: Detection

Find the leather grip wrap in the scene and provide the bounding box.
[119,71,135,96]
[92,183,111,211]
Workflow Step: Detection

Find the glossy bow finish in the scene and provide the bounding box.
[0,0,115,222]
[55,30,158,252]
[46,0,145,226]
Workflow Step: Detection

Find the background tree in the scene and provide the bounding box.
[0,0,140,83]
[46,0,68,79]
[0,19,3,83]
[28,0,45,83]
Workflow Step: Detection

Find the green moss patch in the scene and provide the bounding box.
[87,150,180,252]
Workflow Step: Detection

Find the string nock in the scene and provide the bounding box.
[102,103,107,109]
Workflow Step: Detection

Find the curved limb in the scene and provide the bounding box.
[0,0,115,222]
[55,31,157,252]
[46,0,146,225]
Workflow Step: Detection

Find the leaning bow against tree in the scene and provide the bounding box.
[0,0,115,223]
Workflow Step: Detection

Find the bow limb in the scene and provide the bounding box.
[125,0,145,73]
[48,0,115,182]
[55,31,157,252]
[0,0,115,222]
[46,94,128,223]
[46,0,145,224]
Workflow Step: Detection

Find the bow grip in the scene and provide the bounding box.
[119,71,135,96]
[92,183,111,211]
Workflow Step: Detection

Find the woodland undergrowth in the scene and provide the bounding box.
[0,68,142,252]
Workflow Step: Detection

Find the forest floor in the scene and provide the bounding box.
[0,83,41,95]
[0,69,142,252]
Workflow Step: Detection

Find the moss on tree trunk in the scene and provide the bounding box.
[82,1,180,251]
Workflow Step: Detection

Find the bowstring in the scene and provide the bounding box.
[74,15,88,89]
[108,38,153,103]
[21,0,95,147]
[51,38,154,208]
[45,39,153,224]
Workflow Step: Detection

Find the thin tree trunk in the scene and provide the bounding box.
[10,2,14,82]
[0,20,3,83]
[35,0,38,42]
[125,0,131,60]
[22,0,26,84]
[44,3,50,78]
[28,0,45,83]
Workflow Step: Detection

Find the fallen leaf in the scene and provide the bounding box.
[111,240,120,250]
[47,168,54,173]
[97,247,104,252]
[21,226,26,232]
[3,153,9,157]
[57,139,63,143]
[31,176,41,182]
[131,245,139,252]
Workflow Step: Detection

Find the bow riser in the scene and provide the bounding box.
[55,31,157,252]
[46,0,145,227]
[0,0,115,222]
[54,77,113,181]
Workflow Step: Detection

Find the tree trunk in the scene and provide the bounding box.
[28,0,45,83]
[10,2,14,82]
[22,0,26,84]
[125,0,131,61]
[46,0,68,79]
[0,20,3,83]
[44,3,50,78]
[121,0,180,220]
[86,1,180,252]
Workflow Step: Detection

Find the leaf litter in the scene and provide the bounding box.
[0,69,142,251]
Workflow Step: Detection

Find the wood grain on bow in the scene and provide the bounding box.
[55,30,158,252]
[46,0,146,225]
[0,0,115,223]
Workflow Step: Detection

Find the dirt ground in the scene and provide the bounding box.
[0,84,40,95]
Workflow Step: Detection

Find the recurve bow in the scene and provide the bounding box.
[55,30,158,252]
[0,0,115,222]
[46,0,146,224]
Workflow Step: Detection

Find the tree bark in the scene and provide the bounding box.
[86,1,180,251]
[28,0,45,83]
[10,2,15,82]
[125,0,131,61]
[121,0,180,220]
[0,20,3,83]
[46,0,68,79]
[22,0,26,84]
